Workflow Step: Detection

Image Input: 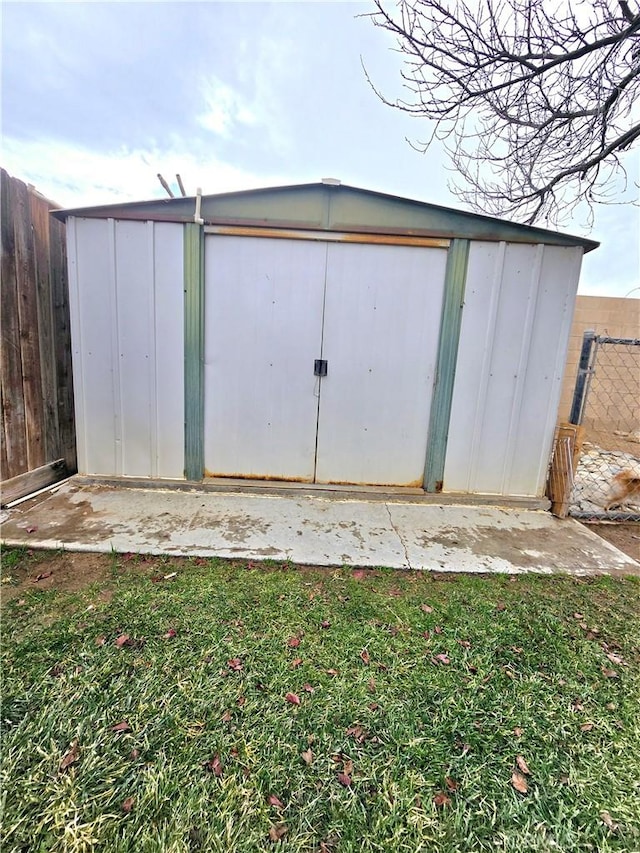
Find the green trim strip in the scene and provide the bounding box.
[424,238,470,492]
[183,222,205,481]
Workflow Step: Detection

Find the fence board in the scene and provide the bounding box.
[1,168,76,487]
[30,190,59,464]
[12,176,45,470]
[50,213,76,470]
[1,170,28,478]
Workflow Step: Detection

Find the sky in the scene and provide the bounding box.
[2,0,639,297]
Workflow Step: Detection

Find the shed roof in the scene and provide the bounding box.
[52,182,599,252]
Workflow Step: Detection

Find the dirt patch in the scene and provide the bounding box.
[1,550,115,605]
[581,522,640,562]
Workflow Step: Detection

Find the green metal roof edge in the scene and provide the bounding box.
[51,182,600,253]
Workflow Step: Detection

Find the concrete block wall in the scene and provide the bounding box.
[559,295,639,429]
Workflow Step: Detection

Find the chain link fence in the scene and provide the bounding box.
[568,332,640,521]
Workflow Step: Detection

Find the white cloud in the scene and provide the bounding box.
[2,137,289,208]
[196,76,259,138]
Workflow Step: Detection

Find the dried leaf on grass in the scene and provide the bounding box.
[516,756,531,775]
[301,748,313,766]
[228,658,243,672]
[268,824,287,842]
[432,653,450,665]
[285,692,301,706]
[602,667,618,679]
[287,636,301,648]
[336,772,352,788]
[433,791,451,807]
[122,796,135,813]
[291,658,303,668]
[346,725,368,744]
[204,755,223,777]
[163,628,177,639]
[580,722,594,732]
[420,604,434,614]
[302,683,315,693]
[360,649,370,665]
[445,776,459,792]
[111,720,132,733]
[511,771,528,793]
[268,794,284,808]
[59,740,80,772]
[600,811,619,830]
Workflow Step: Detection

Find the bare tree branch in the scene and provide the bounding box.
[365,0,640,224]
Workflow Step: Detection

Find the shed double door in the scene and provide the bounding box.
[203,235,447,486]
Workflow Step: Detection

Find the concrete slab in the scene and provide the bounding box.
[1,479,638,574]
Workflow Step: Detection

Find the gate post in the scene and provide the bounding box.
[569,330,596,425]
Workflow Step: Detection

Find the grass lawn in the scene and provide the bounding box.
[1,548,639,852]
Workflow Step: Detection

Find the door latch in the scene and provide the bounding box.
[314,359,328,377]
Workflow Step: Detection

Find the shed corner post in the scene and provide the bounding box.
[423,237,470,492]
[183,222,205,481]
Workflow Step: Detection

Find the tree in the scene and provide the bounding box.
[366,0,640,224]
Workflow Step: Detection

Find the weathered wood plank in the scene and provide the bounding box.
[0,458,67,506]
[1,168,28,479]
[50,213,76,471]
[30,191,60,465]
[547,422,584,518]
[2,169,76,484]
[0,384,10,480]
[12,176,45,470]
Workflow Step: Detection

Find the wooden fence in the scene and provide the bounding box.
[1,168,76,504]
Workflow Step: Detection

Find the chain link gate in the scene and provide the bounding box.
[567,332,640,521]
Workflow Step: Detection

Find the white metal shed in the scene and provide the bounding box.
[54,182,598,500]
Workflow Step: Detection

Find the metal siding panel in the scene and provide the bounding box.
[72,218,118,475]
[154,223,185,479]
[146,223,158,477]
[507,246,583,495]
[65,218,88,474]
[445,242,583,497]
[315,242,447,486]
[114,220,154,476]
[204,235,326,480]
[423,239,470,491]
[444,242,503,492]
[470,243,541,493]
[499,245,544,492]
[184,223,205,480]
